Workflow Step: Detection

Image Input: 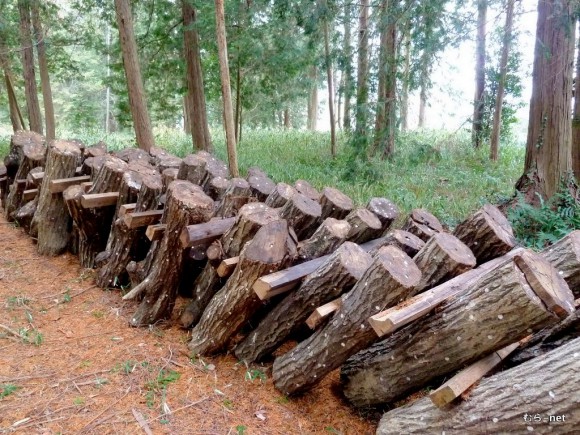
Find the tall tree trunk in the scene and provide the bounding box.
[0,54,25,132]
[283,108,290,129]
[353,0,369,151]
[418,85,426,128]
[573,17,580,181]
[18,0,42,134]
[518,0,575,199]
[183,92,192,133]
[307,66,318,131]
[472,0,487,148]
[400,17,411,132]
[489,0,515,161]
[182,0,212,152]
[114,0,155,152]
[235,63,241,141]
[342,1,353,132]
[215,0,239,176]
[321,0,336,157]
[31,0,55,141]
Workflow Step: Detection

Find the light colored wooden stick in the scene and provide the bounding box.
[123,210,163,229]
[119,203,137,217]
[80,182,93,193]
[22,188,38,202]
[80,192,119,208]
[48,175,91,193]
[216,256,239,277]
[305,298,342,330]
[145,224,166,241]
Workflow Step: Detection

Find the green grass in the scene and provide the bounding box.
[0,126,524,227]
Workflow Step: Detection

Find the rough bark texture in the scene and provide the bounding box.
[273,246,421,395]
[125,181,214,326]
[294,179,320,201]
[541,230,580,297]
[180,203,280,328]
[413,232,477,293]
[189,220,294,355]
[31,140,81,254]
[319,187,353,220]
[341,251,573,407]
[472,0,487,148]
[401,208,444,241]
[207,176,230,201]
[14,199,37,232]
[375,230,425,258]
[377,337,580,434]
[161,168,178,193]
[298,218,351,262]
[344,208,383,244]
[366,197,399,232]
[213,177,250,218]
[235,242,372,363]
[279,192,322,240]
[177,154,209,185]
[247,175,275,202]
[265,182,296,208]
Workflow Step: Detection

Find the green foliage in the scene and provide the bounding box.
[236,425,247,435]
[508,188,580,250]
[0,384,19,399]
[245,368,267,383]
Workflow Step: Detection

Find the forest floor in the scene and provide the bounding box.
[0,213,375,435]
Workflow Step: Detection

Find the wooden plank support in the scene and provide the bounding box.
[22,189,38,202]
[119,203,137,217]
[179,216,237,248]
[216,256,239,278]
[49,175,91,193]
[253,236,390,300]
[146,223,166,241]
[429,341,522,408]
[80,182,93,193]
[305,298,342,330]
[123,209,164,229]
[80,192,120,208]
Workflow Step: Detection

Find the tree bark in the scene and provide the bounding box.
[342,1,353,131]
[541,230,580,298]
[265,182,296,208]
[273,246,421,395]
[298,218,351,262]
[1,60,24,132]
[321,0,336,157]
[401,208,444,241]
[490,0,515,161]
[114,0,155,152]
[353,0,369,147]
[341,251,574,407]
[472,0,487,148]
[294,179,320,201]
[344,207,383,244]
[307,66,318,131]
[574,16,580,180]
[377,338,580,434]
[319,187,353,220]
[366,197,399,232]
[279,192,322,240]
[400,14,411,132]
[376,229,425,258]
[235,242,373,363]
[247,175,275,202]
[213,177,251,218]
[189,220,294,355]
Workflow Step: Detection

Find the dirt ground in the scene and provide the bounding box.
[0,213,376,435]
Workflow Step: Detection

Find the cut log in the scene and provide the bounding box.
[26,166,44,187]
[189,220,294,355]
[297,218,351,262]
[145,223,165,241]
[13,199,37,232]
[341,250,574,407]
[83,141,107,159]
[247,175,276,202]
[306,298,343,330]
[123,209,163,229]
[453,203,516,263]
[206,176,230,201]
[235,242,373,363]
[213,177,251,218]
[80,192,119,208]
[179,203,281,328]
[376,337,580,434]
[344,208,383,244]
[542,230,580,297]
[294,179,320,201]
[216,257,239,277]
[5,138,46,219]
[161,168,178,192]
[201,158,229,192]
[366,197,399,232]
[319,187,354,220]
[177,154,208,185]
[48,175,91,193]
[413,232,477,292]
[125,181,214,326]
[4,131,44,185]
[372,230,425,257]
[279,192,322,239]
[265,182,296,208]
[156,155,182,173]
[246,166,268,178]
[114,147,150,165]
[272,246,421,395]
[81,155,108,177]
[180,217,236,248]
[31,140,81,254]
[401,208,444,241]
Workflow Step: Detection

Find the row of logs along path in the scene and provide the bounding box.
[1,131,579,433]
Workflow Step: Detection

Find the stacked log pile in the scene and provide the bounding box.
[2,130,580,434]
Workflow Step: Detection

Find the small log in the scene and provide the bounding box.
[80,192,119,208]
[319,187,353,220]
[344,208,383,244]
[453,203,516,263]
[213,177,251,218]
[366,197,399,232]
[180,217,236,248]
[125,181,214,326]
[272,246,421,395]
[123,209,164,229]
[297,218,351,262]
[279,192,322,239]
[265,182,296,208]
[247,166,268,178]
[235,242,373,363]
[294,179,320,201]
[413,232,477,292]
[205,241,224,267]
[189,220,294,355]
[157,155,182,173]
[161,168,178,192]
[114,147,150,165]
[48,175,91,193]
[401,208,444,241]
[206,176,230,201]
[306,298,343,330]
[377,338,580,434]
[542,230,580,297]
[247,175,276,201]
[145,223,165,241]
[341,250,574,407]
[177,154,208,185]
[31,140,82,254]
[13,199,37,232]
[201,158,229,192]
[372,229,425,257]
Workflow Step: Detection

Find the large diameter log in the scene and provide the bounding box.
[376,337,580,435]
[31,140,81,253]
[344,208,383,244]
[207,176,230,201]
[374,230,425,258]
[318,187,353,220]
[213,177,251,218]
[413,232,476,292]
[265,182,295,208]
[125,181,214,326]
[453,203,516,263]
[4,131,44,183]
[177,154,208,185]
[180,217,236,248]
[542,230,580,297]
[401,208,444,241]
[294,179,320,201]
[201,158,229,192]
[366,197,399,232]
[188,220,294,355]
[235,242,373,363]
[279,192,322,239]
[341,250,574,407]
[247,175,275,201]
[297,218,351,262]
[272,246,421,395]
[114,147,150,165]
